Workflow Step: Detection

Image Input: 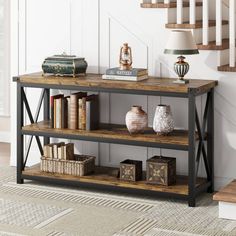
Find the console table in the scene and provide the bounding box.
[14,73,218,207]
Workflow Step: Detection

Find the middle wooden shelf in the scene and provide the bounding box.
[22,121,200,151]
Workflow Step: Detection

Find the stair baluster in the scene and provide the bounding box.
[203,0,209,45]
[177,0,183,24]
[190,0,196,25]
[216,0,223,46]
[229,0,235,67]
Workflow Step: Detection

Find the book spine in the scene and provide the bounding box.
[50,96,54,128]
[102,74,148,81]
[53,144,58,159]
[48,146,53,158]
[61,97,68,129]
[81,97,86,130]
[55,98,62,129]
[43,145,48,157]
[58,146,62,160]
[90,95,99,130]
[54,99,57,128]
[78,98,83,129]
[40,158,43,171]
[106,68,136,76]
[69,94,78,129]
[67,97,71,129]
[106,68,147,76]
[64,143,74,160]
[86,101,91,131]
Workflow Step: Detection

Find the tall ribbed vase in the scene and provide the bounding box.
[153,105,174,135]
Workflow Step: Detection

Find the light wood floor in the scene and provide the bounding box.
[0,143,10,166]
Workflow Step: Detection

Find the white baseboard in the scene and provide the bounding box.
[0,131,10,143]
[219,202,236,220]
[215,177,234,191]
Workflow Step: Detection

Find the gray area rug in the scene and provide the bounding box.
[0,167,235,236]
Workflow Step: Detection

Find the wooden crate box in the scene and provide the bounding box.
[146,156,176,186]
[120,159,142,181]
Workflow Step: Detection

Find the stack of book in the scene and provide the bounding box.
[102,67,148,81]
[50,93,99,130]
[43,142,74,160]
[41,142,95,176]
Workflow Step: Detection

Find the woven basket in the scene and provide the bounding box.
[40,154,95,176]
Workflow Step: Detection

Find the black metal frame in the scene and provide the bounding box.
[16,81,214,207]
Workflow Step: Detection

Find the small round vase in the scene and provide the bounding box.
[153,105,174,135]
[125,106,148,134]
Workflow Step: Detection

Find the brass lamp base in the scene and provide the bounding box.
[173,56,189,84]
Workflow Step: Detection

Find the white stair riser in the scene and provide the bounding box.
[219,201,236,220]
[193,24,229,44]
[167,6,202,23]
[217,49,229,66]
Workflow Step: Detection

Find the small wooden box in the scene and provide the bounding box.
[146,156,176,186]
[120,159,142,181]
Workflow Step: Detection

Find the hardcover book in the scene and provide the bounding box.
[102,74,148,81]
[69,92,87,129]
[61,96,69,129]
[63,143,74,160]
[85,94,99,131]
[50,94,63,128]
[106,67,147,76]
[55,97,63,128]
[78,97,87,130]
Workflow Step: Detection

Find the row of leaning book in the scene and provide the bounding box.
[50,92,99,130]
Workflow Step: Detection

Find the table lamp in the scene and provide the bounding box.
[164,30,199,84]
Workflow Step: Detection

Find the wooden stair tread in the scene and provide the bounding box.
[218,64,236,72]
[213,180,236,203]
[141,1,202,9]
[166,20,228,29]
[197,39,230,50]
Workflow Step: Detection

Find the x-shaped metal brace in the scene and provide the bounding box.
[22,89,45,168]
[195,93,211,180]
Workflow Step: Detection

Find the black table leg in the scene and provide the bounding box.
[17,84,24,184]
[188,91,196,207]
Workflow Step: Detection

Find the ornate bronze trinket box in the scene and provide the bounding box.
[42,54,87,77]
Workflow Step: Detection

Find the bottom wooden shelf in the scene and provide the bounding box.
[22,165,207,196]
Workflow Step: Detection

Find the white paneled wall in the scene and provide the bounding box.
[11,0,236,190]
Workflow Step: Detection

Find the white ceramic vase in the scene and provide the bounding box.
[125,106,148,134]
[153,105,174,135]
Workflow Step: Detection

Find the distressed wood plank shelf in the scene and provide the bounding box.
[23,165,207,196]
[22,121,198,150]
[14,73,217,97]
[14,72,218,207]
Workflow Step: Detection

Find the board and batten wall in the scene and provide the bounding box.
[10,0,236,190]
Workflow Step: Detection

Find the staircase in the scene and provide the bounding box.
[213,180,236,220]
[141,0,236,72]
